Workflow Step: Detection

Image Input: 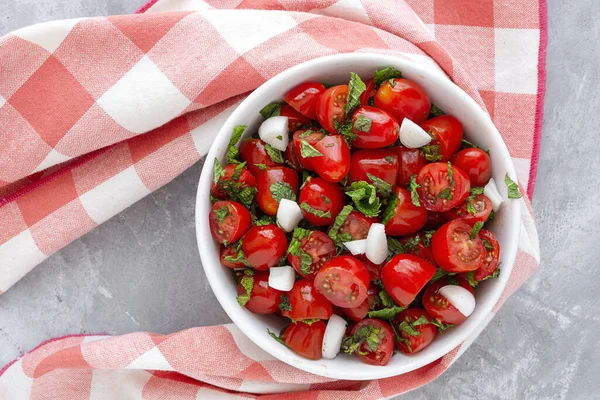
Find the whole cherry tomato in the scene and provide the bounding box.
[298,177,345,226]
[282,279,333,321]
[381,254,436,306]
[280,104,312,131]
[282,320,327,360]
[392,308,437,354]
[314,255,370,308]
[211,163,256,199]
[237,271,282,314]
[345,318,395,366]
[293,129,325,171]
[384,187,428,236]
[444,194,493,226]
[209,200,252,245]
[374,78,431,124]
[242,224,288,270]
[390,146,427,188]
[360,78,377,106]
[313,135,351,183]
[423,276,474,325]
[255,166,299,215]
[239,138,280,175]
[451,148,492,186]
[420,116,463,162]
[355,254,384,280]
[348,149,399,190]
[288,231,337,279]
[284,81,326,120]
[416,162,471,212]
[431,219,486,272]
[316,85,348,134]
[351,106,399,148]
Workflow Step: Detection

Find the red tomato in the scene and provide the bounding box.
[423,276,474,325]
[346,319,395,366]
[211,163,256,199]
[431,220,486,272]
[282,279,333,321]
[255,166,299,216]
[424,211,447,230]
[384,187,428,236]
[220,245,245,269]
[284,81,326,120]
[298,177,345,226]
[374,78,431,124]
[285,140,303,172]
[401,233,436,266]
[390,146,427,188]
[420,116,463,162]
[237,271,282,314]
[292,129,325,171]
[416,162,471,212]
[209,201,252,245]
[444,194,493,226]
[239,138,279,175]
[360,78,376,106]
[336,211,378,240]
[451,148,492,186]
[242,224,288,271]
[282,320,327,360]
[351,106,399,148]
[288,231,337,279]
[393,309,437,354]
[313,135,351,183]
[348,149,399,190]
[316,85,348,134]
[314,255,370,308]
[355,254,383,280]
[381,254,436,306]
[469,229,501,281]
[280,104,312,131]
[342,284,377,322]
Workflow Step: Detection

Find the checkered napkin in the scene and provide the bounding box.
[0,0,544,397]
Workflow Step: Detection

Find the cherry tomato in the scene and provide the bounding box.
[284,81,326,120]
[451,148,492,186]
[280,104,312,132]
[469,229,500,281]
[360,78,377,106]
[242,224,288,271]
[285,140,303,172]
[416,162,471,212]
[423,276,474,325]
[424,211,447,230]
[255,166,299,216]
[237,271,282,314]
[209,201,252,245]
[351,106,399,148]
[381,254,436,306]
[314,255,370,308]
[348,149,399,190]
[211,163,256,199]
[316,85,348,134]
[292,129,325,171]
[384,187,428,236]
[282,320,326,360]
[346,319,395,366]
[393,308,437,354]
[282,279,333,321]
[336,211,377,240]
[220,245,245,269]
[313,135,351,183]
[374,78,431,124]
[420,116,463,162]
[401,233,436,266]
[298,177,345,226]
[444,194,493,226]
[390,146,427,188]
[288,231,337,279]
[431,219,486,272]
[356,254,384,280]
[342,284,377,322]
[239,138,280,175]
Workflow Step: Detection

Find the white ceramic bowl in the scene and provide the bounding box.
[195,53,520,380]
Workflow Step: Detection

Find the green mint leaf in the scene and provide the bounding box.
[366,173,393,198]
[323,195,331,204]
[430,319,453,332]
[388,78,396,87]
[214,206,229,222]
[279,294,292,311]
[481,267,501,281]
[404,234,421,251]
[385,155,396,163]
[409,175,421,207]
[298,250,313,275]
[412,315,431,327]
[345,181,380,218]
[505,174,522,199]
[254,215,276,226]
[354,114,372,132]
[422,230,435,247]
[387,237,405,261]
[464,271,479,287]
[482,238,494,251]
[367,306,406,321]
[299,318,320,326]
[447,275,460,285]
[236,271,254,307]
[300,202,331,219]
[334,119,357,145]
[228,125,247,164]
[255,163,268,170]
[465,187,484,215]
[421,144,443,162]
[276,135,283,141]
[373,66,403,87]
[287,227,312,256]
[267,328,285,345]
[381,195,398,225]
[237,186,257,208]
[265,143,284,164]
[436,188,453,200]
[487,210,496,222]
[398,321,420,337]
[260,103,281,119]
[231,161,247,181]
[300,139,323,158]
[270,182,296,203]
[429,104,445,118]
[470,221,484,239]
[430,267,448,282]
[379,289,396,308]
[461,139,490,154]
[328,204,353,244]
[345,72,366,116]
[447,162,455,189]
[213,158,224,185]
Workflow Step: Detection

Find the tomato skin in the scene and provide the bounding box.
[336,211,378,241]
[431,220,486,273]
[423,276,474,325]
[209,201,252,244]
[285,140,303,172]
[348,149,399,189]
[393,309,437,354]
[284,81,326,120]
[351,106,400,148]
[416,162,471,212]
[298,177,345,226]
[314,256,370,308]
[255,166,299,216]
[220,245,245,269]
[288,231,337,279]
[313,135,351,183]
[451,148,492,186]
[280,104,312,132]
[381,254,436,306]
[348,319,395,366]
[282,279,333,321]
[424,211,447,230]
[384,187,428,236]
[342,284,377,322]
[360,78,377,106]
[292,129,325,171]
[401,233,436,266]
[282,320,327,360]
[390,146,427,188]
[242,224,288,271]
[316,85,348,134]
[444,194,493,226]
[355,254,383,280]
[420,116,463,162]
[374,78,431,124]
[468,229,501,281]
[211,163,256,199]
[239,138,279,175]
[237,271,282,314]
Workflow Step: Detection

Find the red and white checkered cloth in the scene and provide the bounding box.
[0,0,545,397]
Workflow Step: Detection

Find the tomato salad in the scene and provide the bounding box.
[209,67,521,365]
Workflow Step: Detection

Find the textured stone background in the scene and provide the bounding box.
[1,1,599,398]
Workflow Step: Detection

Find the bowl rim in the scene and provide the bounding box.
[195,53,521,380]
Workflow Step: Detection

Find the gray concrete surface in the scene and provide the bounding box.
[1,0,599,398]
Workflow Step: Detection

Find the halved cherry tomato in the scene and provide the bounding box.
[374,78,431,124]
[209,201,252,245]
[381,254,436,306]
[469,229,500,281]
[211,163,256,199]
[416,162,471,212]
[346,318,395,366]
[316,85,348,134]
[280,104,312,132]
[242,224,288,271]
[444,194,492,226]
[255,166,299,216]
[284,81,326,120]
[298,177,345,226]
[282,279,333,321]
[431,219,485,272]
[293,129,325,171]
[220,245,244,269]
[239,138,280,175]
[336,211,377,240]
[390,146,427,188]
[393,308,437,354]
[360,78,376,106]
[424,211,447,230]
[237,271,282,314]
[285,140,303,172]
[313,135,351,183]
[384,187,428,236]
[288,231,336,279]
[401,233,436,266]
[342,284,377,322]
[282,320,327,360]
[423,276,474,325]
[351,106,399,148]
[451,148,492,186]
[314,255,370,308]
[420,116,463,162]
[348,149,399,190]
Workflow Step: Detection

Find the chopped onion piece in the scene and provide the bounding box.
[399,118,431,148]
[344,239,367,255]
[438,285,476,317]
[366,223,387,264]
[277,199,303,232]
[268,266,295,292]
[322,314,347,359]
[258,116,289,151]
